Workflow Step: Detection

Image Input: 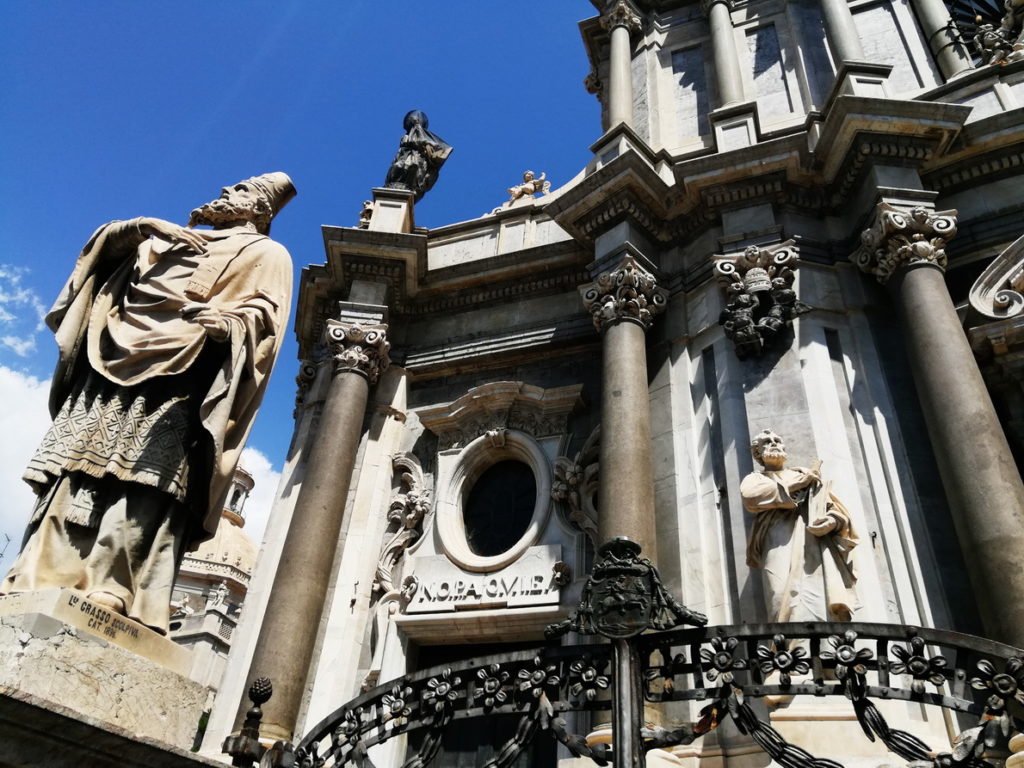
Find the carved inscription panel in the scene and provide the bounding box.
[405,545,562,614]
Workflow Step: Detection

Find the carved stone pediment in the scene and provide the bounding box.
[417,382,584,450]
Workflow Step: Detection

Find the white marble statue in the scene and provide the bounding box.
[1,173,295,634]
[741,430,860,623]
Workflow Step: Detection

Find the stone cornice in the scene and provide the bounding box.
[324,320,391,384]
[579,254,668,332]
[854,203,958,284]
[545,149,675,246]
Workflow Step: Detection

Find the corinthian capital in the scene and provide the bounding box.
[580,255,668,332]
[600,0,642,34]
[854,203,958,284]
[324,320,391,384]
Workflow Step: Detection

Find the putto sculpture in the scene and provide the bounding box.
[1,173,296,634]
[383,110,452,201]
[507,170,551,202]
[741,430,859,623]
[714,241,809,359]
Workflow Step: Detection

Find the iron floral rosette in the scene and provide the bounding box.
[545,537,707,640]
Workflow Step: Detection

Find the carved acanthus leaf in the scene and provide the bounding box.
[551,425,600,546]
[600,0,642,33]
[579,255,667,332]
[324,320,391,384]
[854,203,958,284]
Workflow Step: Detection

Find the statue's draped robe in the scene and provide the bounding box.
[741,468,859,623]
[1,220,291,632]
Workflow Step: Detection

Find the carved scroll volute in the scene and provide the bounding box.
[579,255,668,332]
[969,232,1024,320]
[371,454,432,599]
[324,320,391,384]
[854,203,958,285]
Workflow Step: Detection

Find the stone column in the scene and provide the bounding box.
[820,0,865,63]
[580,255,667,554]
[234,319,390,743]
[703,0,745,107]
[907,0,973,78]
[857,203,1024,648]
[601,0,642,130]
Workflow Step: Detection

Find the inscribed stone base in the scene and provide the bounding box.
[0,589,210,751]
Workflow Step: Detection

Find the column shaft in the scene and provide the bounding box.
[598,320,656,552]
[237,369,371,742]
[907,0,972,78]
[895,265,1024,647]
[608,24,634,129]
[707,0,745,107]
[820,0,865,62]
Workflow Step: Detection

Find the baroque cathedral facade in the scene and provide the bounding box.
[205,0,1024,765]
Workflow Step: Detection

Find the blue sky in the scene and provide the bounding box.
[0,2,601,557]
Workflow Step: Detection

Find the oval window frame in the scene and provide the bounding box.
[435,430,552,572]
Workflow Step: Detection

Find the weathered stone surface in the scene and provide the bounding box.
[0,593,209,751]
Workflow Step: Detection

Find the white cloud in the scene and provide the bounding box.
[237,446,282,544]
[0,366,52,572]
[0,265,48,359]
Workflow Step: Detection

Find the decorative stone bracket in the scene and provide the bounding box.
[969,232,1024,321]
[854,203,958,285]
[714,240,809,359]
[371,454,432,598]
[552,425,600,546]
[580,255,668,333]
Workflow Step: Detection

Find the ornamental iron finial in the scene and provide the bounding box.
[854,203,958,285]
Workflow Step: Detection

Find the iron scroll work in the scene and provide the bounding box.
[229,540,1024,768]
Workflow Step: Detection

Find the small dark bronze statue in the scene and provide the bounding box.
[384,110,452,201]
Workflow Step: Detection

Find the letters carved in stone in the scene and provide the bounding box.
[579,255,668,332]
[855,203,958,285]
[324,320,391,384]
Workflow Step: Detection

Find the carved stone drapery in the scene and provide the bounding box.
[714,240,809,359]
[552,426,600,546]
[324,320,391,384]
[600,0,642,34]
[371,455,432,598]
[854,203,958,284]
[580,255,668,332]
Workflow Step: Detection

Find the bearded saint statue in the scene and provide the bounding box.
[1,173,295,634]
[741,430,860,623]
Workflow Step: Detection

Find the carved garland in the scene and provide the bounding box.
[854,203,958,285]
[371,455,432,598]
